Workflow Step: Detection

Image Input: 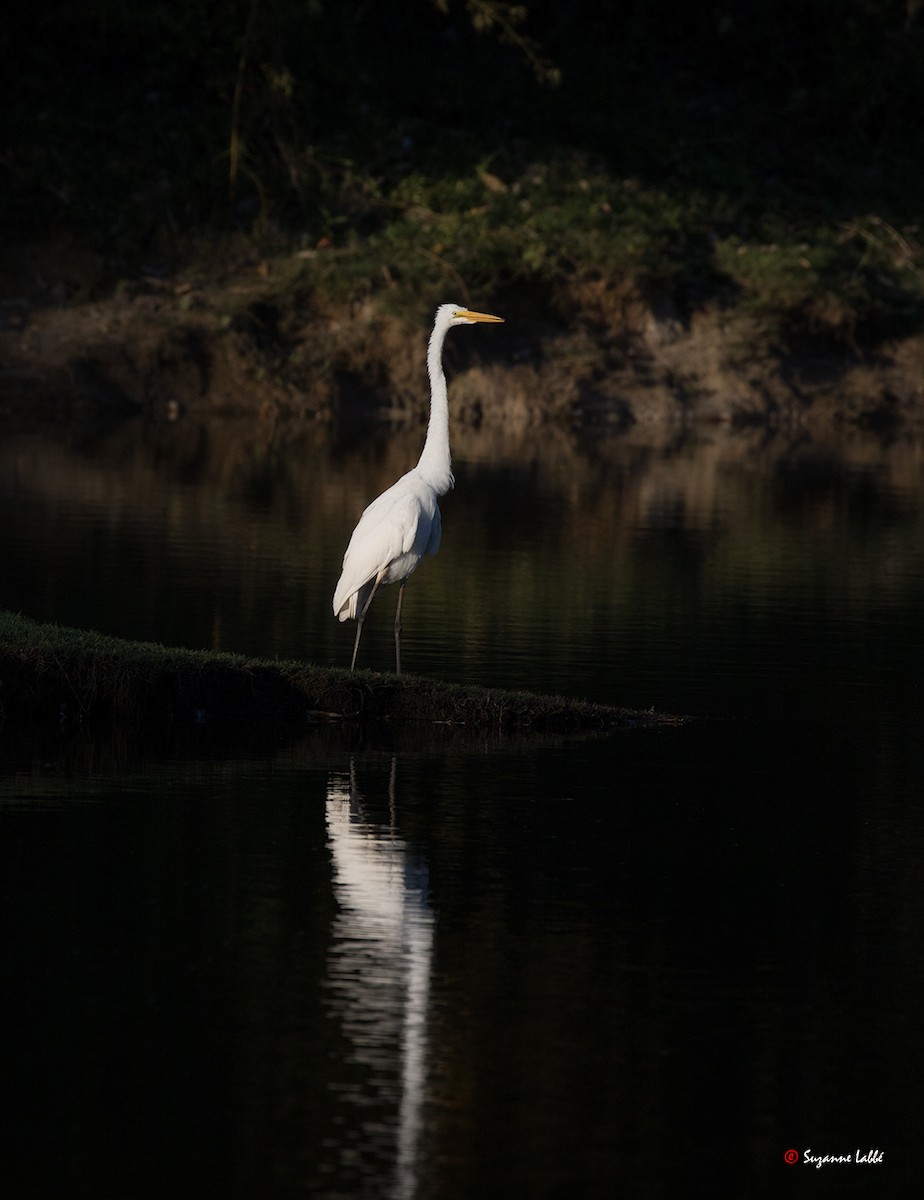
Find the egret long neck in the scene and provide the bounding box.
[416,319,455,495]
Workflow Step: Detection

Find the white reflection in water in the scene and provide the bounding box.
[325,759,433,1199]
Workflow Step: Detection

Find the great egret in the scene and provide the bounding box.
[333,303,504,674]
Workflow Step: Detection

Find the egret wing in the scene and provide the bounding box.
[425,503,441,556]
[332,488,427,618]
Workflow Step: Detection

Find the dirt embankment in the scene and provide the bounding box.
[3,245,924,433]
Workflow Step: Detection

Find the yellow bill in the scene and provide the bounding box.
[455,308,504,322]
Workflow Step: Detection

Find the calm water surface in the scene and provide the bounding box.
[2,413,923,1196]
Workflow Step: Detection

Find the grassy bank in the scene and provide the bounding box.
[4,3,924,428]
[0,612,684,736]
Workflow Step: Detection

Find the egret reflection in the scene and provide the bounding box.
[325,759,434,1199]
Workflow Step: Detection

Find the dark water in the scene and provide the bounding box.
[2,416,923,1196]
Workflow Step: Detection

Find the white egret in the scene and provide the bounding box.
[333,303,504,674]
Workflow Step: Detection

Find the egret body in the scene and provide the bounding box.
[333,303,503,673]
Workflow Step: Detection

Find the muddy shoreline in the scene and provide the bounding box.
[3,251,924,434]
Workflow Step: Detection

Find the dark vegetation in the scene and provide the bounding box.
[0,611,683,734]
[4,0,924,347]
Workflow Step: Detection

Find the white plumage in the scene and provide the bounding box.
[333,302,503,673]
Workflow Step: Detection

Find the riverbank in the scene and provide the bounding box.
[4,244,924,435]
[0,612,685,735]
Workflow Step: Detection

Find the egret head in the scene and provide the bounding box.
[439,303,504,328]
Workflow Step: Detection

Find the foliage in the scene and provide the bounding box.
[3,1,924,341]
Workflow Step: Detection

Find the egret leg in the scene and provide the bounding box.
[394,582,407,676]
[349,622,363,673]
[350,576,382,671]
